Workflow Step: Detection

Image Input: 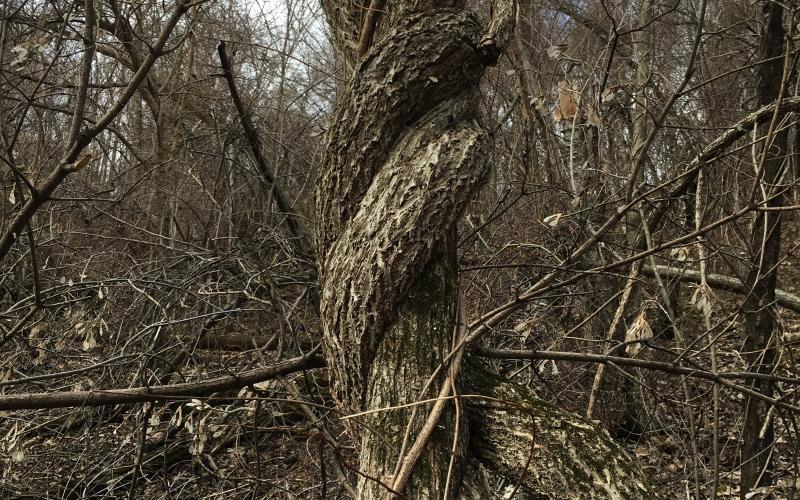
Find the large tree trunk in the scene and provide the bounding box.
[315,2,656,498]
[316,7,493,497]
[740,3,786,497]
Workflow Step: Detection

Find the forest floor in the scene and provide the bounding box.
[2,213,800,498]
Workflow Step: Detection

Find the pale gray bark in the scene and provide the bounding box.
[316,2,655,498]
[465,360,658,499]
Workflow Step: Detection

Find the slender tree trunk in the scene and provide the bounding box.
[740,3,787,497]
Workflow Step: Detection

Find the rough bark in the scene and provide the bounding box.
[356,245,466,498]
[740,3,786,496]
[316,2,653,498]
[315,8,495,497]
[464,359,658,499]
[316,6,490,414]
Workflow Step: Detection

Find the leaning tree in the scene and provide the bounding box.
[314,1,656,497]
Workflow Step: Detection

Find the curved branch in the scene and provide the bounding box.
[0,0,193,264]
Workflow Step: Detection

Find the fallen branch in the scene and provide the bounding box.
[356,0,385,58]
[0,352,324,411]
[473,347,800,413]
[9,341,800,412]
[642,264,800,315]
[464,358,658,498]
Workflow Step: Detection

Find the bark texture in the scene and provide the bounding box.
[316,6,489,417]
[316,2,654,498]
[464,359,658,499]
[740,3,786,496]
[315,8,493,497]
[356,246,465,498]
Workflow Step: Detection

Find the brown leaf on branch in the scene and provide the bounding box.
[555,81,579,121]
[71,154,93,171]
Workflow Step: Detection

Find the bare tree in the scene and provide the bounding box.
[740,1,788,495]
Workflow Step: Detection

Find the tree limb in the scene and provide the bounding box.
[0,352,324,411]
[356,0,385,59]
[642,264,800,315]
[473,347,800,414]
[216,41,314,262]
[466,95,800,344]
[0,0,193,264]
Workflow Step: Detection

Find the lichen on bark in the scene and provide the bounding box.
[464,359,659,499]
[357,244,466,498]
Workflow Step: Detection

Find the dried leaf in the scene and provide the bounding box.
[691,284,714,317]
[10,45,28,65]
[189,416,208,456]
[670,246,690,262]
[601,86,618,102]
[543,213,563,227]
[82,330,97,350]
[625,312,653,356]
[32,347,46,366]
[547,44,567,59]
[187,399,209,410]
[513,317,537,335]
[11,446,25,463]
[556,81,579,121]
[587,102,602,127]
[7,424,25,463]
[148,412,161,428]
[170,405,183,428]
[71,154,92,171]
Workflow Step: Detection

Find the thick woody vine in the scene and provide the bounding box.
[315,7,510,414]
